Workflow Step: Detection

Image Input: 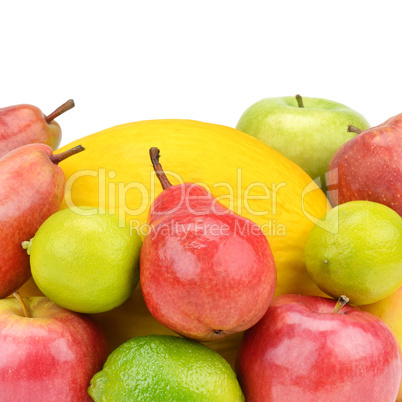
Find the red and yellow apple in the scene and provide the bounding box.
[0,294,109,401]
[327,113,402,216]
[236,294,402,401]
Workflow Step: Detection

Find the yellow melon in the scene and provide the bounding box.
[20,119,330,362]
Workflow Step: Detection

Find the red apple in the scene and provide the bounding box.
[327,113,402,216]
[236,294,402,401]
[0,293,109,401]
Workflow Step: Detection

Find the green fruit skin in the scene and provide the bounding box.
[29,208,141,314]
[236,96,370,188]
[88,335,244,401]
[305,201,402,305]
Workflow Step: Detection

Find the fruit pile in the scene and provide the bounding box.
[0,96,401,401]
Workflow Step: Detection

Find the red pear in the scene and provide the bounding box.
[0,99,75,158]
[327,113,402,216]
[140,147,277,341]
[0,143,84,297]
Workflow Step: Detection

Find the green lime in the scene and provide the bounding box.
[88,335,244,401]
[24,207,141,313]
[305,200,402,305]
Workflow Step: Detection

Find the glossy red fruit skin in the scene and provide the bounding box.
[0,144,66,297]
[327,113,402,216]
[236,294,402,402]
[0,297,109,401]
[0,104,61,158]
[140,183,277,341]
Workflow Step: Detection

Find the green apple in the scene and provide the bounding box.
[236,95,370,191]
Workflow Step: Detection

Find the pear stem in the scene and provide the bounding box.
[333,295,349,313]
[347,125,363,134]
[45,99,75,123]
[49,145,85,165]
[295,94,304,108]
[13,291,30,318]
[149,147,173,190]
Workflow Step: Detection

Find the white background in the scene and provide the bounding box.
[1,1,401,147]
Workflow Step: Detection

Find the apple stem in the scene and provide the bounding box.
[49,145,85,165]
[295,94,304,108]
[149,147,173,190]
[332,295,349,313]
[45,99,75,123]
[13,291,30,318]
[347,125,363,134]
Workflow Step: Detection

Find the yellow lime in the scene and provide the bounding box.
[304,200,402,305]
[88,335,244,401]
[24,207,141,313]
